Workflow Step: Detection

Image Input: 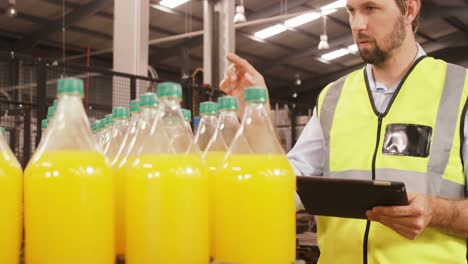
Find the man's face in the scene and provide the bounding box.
[346,0,407,65]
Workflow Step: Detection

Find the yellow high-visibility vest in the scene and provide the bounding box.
[316,57,468,264]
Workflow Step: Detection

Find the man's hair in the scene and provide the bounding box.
[395,0,420,32]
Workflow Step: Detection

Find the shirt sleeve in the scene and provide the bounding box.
[287,107,326,177]
[287,107,326,211]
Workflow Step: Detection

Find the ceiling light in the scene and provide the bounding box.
[6,6,16,17]
[321,48,350,61]
[5,0,17,18]
[294,74,302,86]
[159,0,190,9]
[318,34,330,50]
[317,14,329,50]
[234,5,247,23]
[347,44,358,52]
[285,12,320,28]
[250,0,344,42]
[321,0,347,11]
[254,24,287,39]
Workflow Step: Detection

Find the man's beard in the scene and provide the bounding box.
[357,16,406,65]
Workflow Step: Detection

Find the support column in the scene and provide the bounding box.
[203,0,235,87]
[216,0,235,87]
[203,0,214,86]
[113,0,149,107]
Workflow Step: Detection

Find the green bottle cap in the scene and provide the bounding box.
[41,119,48,130]
[53,99,58,108]
[92,120,100,132]
[97,120,104,130]
[139,92,159,107]
[47,106,56,119]
[112,107,130,119]
[182,109,192,121]
[57,78,84,95]
[0,127,5,136]
[130,99,140,113]
[199,101,218,115]
[218,96,239,111]
[157,82,182,98]
[105,114,114,126]
[244,87,268,103]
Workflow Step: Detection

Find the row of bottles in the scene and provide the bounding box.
[2,77,295,264]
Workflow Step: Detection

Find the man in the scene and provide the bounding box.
[220,0,468,263]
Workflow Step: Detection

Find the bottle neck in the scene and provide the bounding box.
[218,110,240,146]
[35,93,98,154]
[140,107,158,119]
[160,97,181,107]
[234,101,283,154]
[112,118,128,127]
[219,110,239,121]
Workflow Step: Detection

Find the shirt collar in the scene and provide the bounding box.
[366,43,426,94]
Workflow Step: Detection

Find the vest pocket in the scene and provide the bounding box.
[382,123,432,158]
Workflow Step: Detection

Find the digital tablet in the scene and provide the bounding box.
[297,176,409,219]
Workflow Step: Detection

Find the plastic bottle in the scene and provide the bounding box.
[111,98,142,258]
[182,108,192,134]
[0,126,22,264]
[111,99,141,166]
[96,119,106,149]
[213,87,296,264]
[41,119,48,132]
[203,96,240,257]
[46,106,55,123]
[194,101,218,152]
[24,78,114,264]
[100,114,114,150]
[93,120,102,142]
[35,119,49,150]
[103,107,130,159]
[126,82,208,264]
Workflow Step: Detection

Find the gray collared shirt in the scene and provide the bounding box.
[288,44,468,208]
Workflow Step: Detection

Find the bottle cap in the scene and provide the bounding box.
[244,87,268,103]
[57,78,84,95]
[139,92,159,107]
[218,96,239,111]
[157,82,182,98]
[199,101,218,115]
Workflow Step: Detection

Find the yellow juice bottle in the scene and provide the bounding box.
[24,78,114,264]
[213,87,296,264]
[102,106,130,259]
[126,82,209,264]
[111,96,155,258]
[203,96,240,257]
[182,108,193,134]
[194,101,218,152]
[104,107,130,159]
[0,127,22,264]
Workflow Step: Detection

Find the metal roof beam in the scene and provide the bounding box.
[444,17,468,37]
[15,0,113,51]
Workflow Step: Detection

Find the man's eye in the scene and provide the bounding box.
[366,6,376,11]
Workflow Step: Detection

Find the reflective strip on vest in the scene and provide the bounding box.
[319,75,347,173]
[427,64,467,197]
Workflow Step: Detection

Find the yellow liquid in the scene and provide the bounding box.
[204,151,226,258]
[24,151,115,264]
[0,154,22,264]
[126,154,209,264]
[213,154,296,264]
[113,157,133,257]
